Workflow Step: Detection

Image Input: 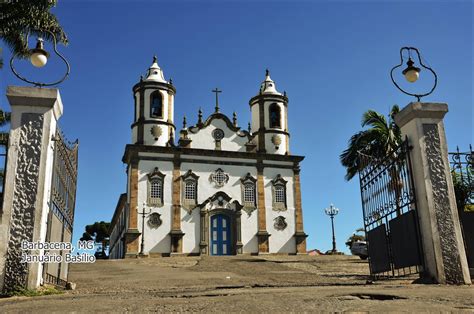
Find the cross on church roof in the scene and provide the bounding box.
[212,88,222,113]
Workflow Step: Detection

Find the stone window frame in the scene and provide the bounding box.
[240,173,257,211]
[150,90,164,119]
[271,174,287,211]
[269,103,282,129]
[182,170,199,210]
[147,167,165,207]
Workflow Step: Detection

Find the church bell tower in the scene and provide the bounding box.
[131,56,176,146]
[249,70,289,155]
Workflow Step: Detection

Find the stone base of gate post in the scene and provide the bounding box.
[395,102,471,284]
[0,86,63,293]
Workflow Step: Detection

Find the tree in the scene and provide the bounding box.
[340,105,405,216]
[0,81,10,181]
[0,0,67,58]
[80,221,111,255]
[0,0,67,184]
[340,105,402,181]
[345,228,366,249]
[452,170,473,213]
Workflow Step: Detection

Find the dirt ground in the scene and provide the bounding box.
[0,255,472,312]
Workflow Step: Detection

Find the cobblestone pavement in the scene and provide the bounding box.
[0,255,473,312]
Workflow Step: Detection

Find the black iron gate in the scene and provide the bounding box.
[358,139,424,279]
[43,127,79,287]
[0,132,8,213]
[449,146,473,273]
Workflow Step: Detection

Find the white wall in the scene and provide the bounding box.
[131,88,175,146]
[264,133,288,155]
[137,160,174,253]
[251,105,259,133]
[264,167,296,253]
[187,118,248,151]
[131,153,297,254]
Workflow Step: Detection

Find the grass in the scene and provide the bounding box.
[1,285,63,297]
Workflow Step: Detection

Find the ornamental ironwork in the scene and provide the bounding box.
[358,138,423,279]
[449,146,473,212]
[210,168,229,188]
[50,127,79,232]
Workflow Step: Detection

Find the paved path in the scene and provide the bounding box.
[1,255,472,312]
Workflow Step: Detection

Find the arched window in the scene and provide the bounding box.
[240,173,257,213]
[244,183,255,204]
[182,170,199,210]
[274,185,285,204]
[150,179,162,199]
[272,174,287,211]
[150,91,163,118]
[184,180,196,202]
[147,167,165,207]
[269,103,281,128]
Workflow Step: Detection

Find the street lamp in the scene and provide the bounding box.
[390,46,437,102]
[324,204,339,253]
[30,38,49,67]
[10,29,70,87]
[139,202,151,256]
[401,58,420,83]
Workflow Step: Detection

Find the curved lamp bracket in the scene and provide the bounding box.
[390,46,437,102]
[10,29,70,87]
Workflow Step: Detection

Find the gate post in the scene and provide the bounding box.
[0,86,62,293]
[394,102,471,284]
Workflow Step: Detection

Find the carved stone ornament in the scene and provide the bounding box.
[196,191,243,214]
[274,216,287,231]
[209,168,229,188]
[3,113,43,293]
[212,128,225,141]
[423,123,464,283]
[150,125,163,140]
[148,212,162,229]
[272,134,282,146]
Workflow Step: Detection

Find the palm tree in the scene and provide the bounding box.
[0,109,10,180]
[0,0,67,58]
[340,105,402,181]
[341,105,404,216]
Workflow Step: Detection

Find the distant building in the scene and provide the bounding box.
[109,57,307,257]
[307,249,322,256]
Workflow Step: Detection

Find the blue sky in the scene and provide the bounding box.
[1,0,472,253]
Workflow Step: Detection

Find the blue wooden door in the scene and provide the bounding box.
[210,214,231,255]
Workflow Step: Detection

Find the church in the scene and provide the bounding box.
[108,57,307,257]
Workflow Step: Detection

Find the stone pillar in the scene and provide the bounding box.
[170,158,184,253]
[395,102,471,284]
[0,86,62,293]
[256,163,270,253]
[124,158,140,257]
[293,165,307,254]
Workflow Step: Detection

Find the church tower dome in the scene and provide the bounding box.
[249,69,289,155]
[131,56,176,146]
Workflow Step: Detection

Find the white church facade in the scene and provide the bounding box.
[109,57,307,257]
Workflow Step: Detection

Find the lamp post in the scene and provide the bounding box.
[390,46,437,102]
[139,202,151,256]
[325,204,339,253]
[9,29,70,87]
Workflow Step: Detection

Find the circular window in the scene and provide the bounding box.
[212,128,225,141]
